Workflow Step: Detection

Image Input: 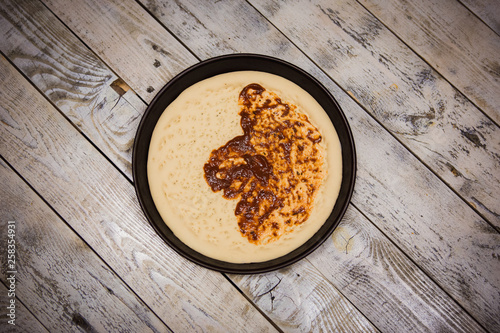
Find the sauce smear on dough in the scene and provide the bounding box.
[204,83,326,244]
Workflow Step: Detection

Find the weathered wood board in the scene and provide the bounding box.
[460,0,500,34]
[358,0,500,124]
[308,205,486,333]
[231,256,380,333]
[41,0,198,101]
[0,281,48,332]
[0,0,144,178]
[0,159,171,332]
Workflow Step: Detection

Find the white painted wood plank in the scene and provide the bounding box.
[0,0,145,178]
[249,0,500,241]
[346,86,500,332]
[138,1,499,329]
[460,0,500,34]
[0,56,276,333]
[230,257,380,333]
[0,3,382,331]
[140,0,500,330]
[0,282,48,332]
[310,205,486,333]
[358,0,500,124]
[0,159,171,332]
[41,0,198,102]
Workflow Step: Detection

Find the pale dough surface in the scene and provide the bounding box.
[147,71,342,263]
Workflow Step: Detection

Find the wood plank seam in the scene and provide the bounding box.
[221,273,286,333]
[0,280,50,332]
[0,279,50,332]
[135,0,203,64]
[0,153,175,333]
[301,258,383,332]
[38,0,155,110]
[40,0,200,101]
[349,201,488,332]
[354,0,500,128]
[341,73,500,233]
[457,0,500,36]
[0,51,135,191]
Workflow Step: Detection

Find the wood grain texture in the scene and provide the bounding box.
[0,160,171,332]
[140,1,500,331]
[41,0,198,102]
[358,0,500,124]
[0,0,145,178]
[460,0,500,34]
[0,283,48,332]
[230,259,379,333]
[0,57,276,333]
[249,0,500,237]
[344,84,500,332]
[309,205,486,333]
[0,2,382,332]
[141,1,499,330]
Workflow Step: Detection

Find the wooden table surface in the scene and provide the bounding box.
[1,0,499,332]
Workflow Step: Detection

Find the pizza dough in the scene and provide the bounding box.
[147,71,342,263]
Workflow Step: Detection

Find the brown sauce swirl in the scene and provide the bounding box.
[204,83,325,244]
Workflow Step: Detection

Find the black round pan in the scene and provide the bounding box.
[133,54,356,274]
